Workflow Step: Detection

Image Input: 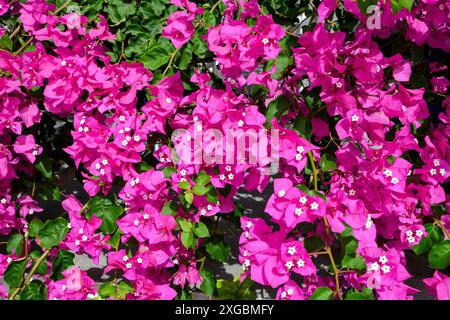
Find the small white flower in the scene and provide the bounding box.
[7,257,12,264]
[225,165,232,172]
[406,230,413,237]
[143,213,149,220]
[379,255,388,264]
[407,236,415,243]
[134,219,139,226]
[61,60,67,66]
[415,230,423,237]
[244,259,251,267]
[285,261,294,270]
[207,204,213,211]
[228,173,234,180]
[165,97,172,104]
[336,81,342,88]
[121,140,128,147]
[200,209,207,215]
[137,258,143,264]
[126,263,132,269]
[295,153,303,161]
[299,196,307,204]
[391,177,399,184]
[134,135,140,142]
[288,246,296,255]
[246,221,253,229]
[122,256,129,262]
[180,169,187,176]
[238,120,244,127]
[296,259,305,268]
[287,288,294,296]
[278,190,286,197]
[78,228,84,234]
[262,38,269,45]
[434,159,440,166]
[0,198,6,204]
[297,146,304,153]
[81,235,88,241]
[351,114,359,122]
[100,169,105,175]
[75,240,80,246]
[440,168,446,176]
[281,291,287,299]
[349,189,356,196]
[381,265,390,274]
[310,202,319,210]
[219,174,226,181]
[369,262,379,271]
[295,208,303,216]
[383,169,392,177]
[119,116,126,122]
[429,168,437,176]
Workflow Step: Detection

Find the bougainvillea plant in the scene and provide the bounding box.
[0,0,449,300]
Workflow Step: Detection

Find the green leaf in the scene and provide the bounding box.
[99,281,134,300]
[108,228,122,250]
[391,0,414,14]
[35,157,53,179]
[162,201,179,216]
[216,276,256,300]
[178,219,192,231]
[200,268,216,297]
[345,290,375,300]
[309,287,334,300]
[105,0,137,25]
[193,222,210,238]
[320,154,337,172]
[178,43,193,70]
[139,46,170,70]
[192,184,209,196]
[196,171,211,186]
[426,223,445,243]
[0,35,13,50]
[192,32,208,58]
[185,191,194,205]
[206,240,230,262]
[4,259,28,289]
[20,281,45,300]
[28,219,44,237]
[37,217,69,249]
[181,230,194,249]
[178,180,191,190]
[356,0,378,15]
[266,95,290,124]
[413,236,434,256]
[88,196,124,234]
[304,235,325,253]
[7,234,23,256]
[413,224,445,255]
[428,241,450,270]
[341,254,366,270]
[51,250,74,281]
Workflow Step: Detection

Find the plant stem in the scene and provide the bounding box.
[54,0,72,15]
[307,151,318,192]
[10,249,50,300]
[162,47,180,77]
[436,219,450,239]
[14,37,34,55]
[323,217,343,300]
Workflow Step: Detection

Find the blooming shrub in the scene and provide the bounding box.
[0,0,449,300]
